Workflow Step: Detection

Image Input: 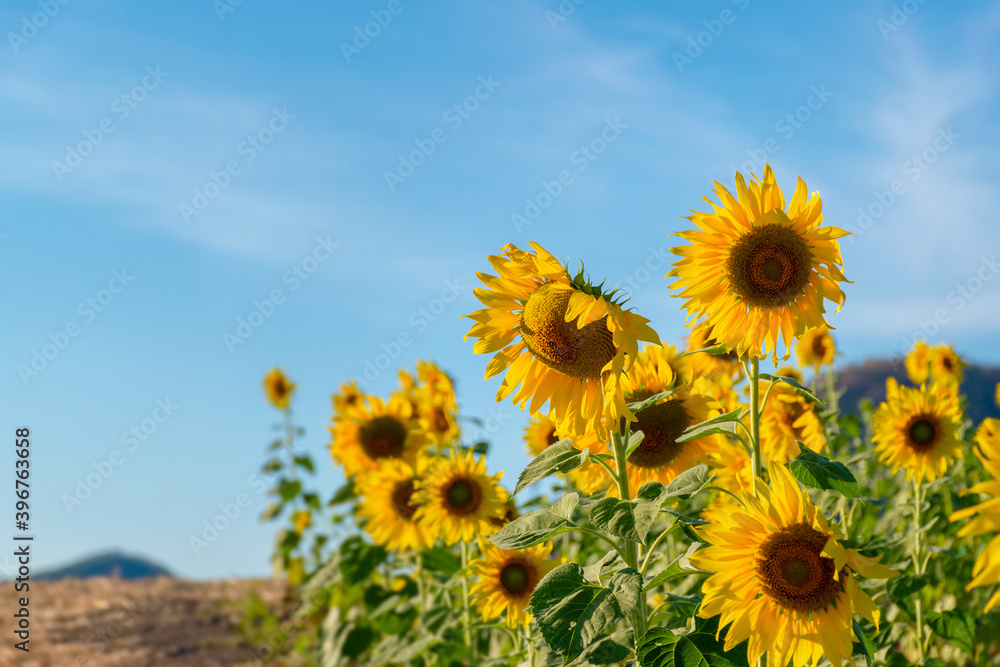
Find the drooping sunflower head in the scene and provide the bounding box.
[668,164,850,363]
[355,458,436,551]
[264,368,296,410]
[413,450,505,545]
[949,418,1000,612]
[395,362,461,447]
[872,377,963,483]
[796,326,836,372]
[329,394,424,477]
[930,343,965,386]
[690,463,897,667]
[905,340,931,384]
[464,242,660,439]
[469,541,560,628]
[760,383,825,464]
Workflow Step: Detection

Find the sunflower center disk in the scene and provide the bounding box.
[811,335,828,359]
[359,416,408,460]
[500,563,532,595]
[756,522,844,614]
[626,399,691,469]
[433,407,450,434]
[907,417,939,451]
[444,478,481,516]
[545,427,560,447]
[519,288,615,379]
[726,223,813,308]
[391,479,419,520]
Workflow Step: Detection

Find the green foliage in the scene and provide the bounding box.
[636,628,750,667]
[788,442,861,498]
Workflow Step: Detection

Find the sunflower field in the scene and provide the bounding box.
[254,165,1000,667]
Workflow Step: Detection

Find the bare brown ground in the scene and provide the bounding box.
[0,576,288,667]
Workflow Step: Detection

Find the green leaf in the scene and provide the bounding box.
[636,628,750,667]
[565,629,633,666]
[787,443,861,498]
[628,389,679,414]
[677,409,744,444]
[528,563,635,661]
[885,573,929,620]
[608,568,643,615]
[644,543,702,592]
[839,414,862,438]
[851,618,875,667]
[638,465,712,504]
[262,456,284,473]
[471,440,490,455]
[338,536,387,584]
[259,501,282,522]
[677,344,731,359]
[341,623,376,659]
[758,372,825,404]
[588,497,660,544]
[293,454,315,474]
[926,609,975,655]
[277,478,302,502]
[625,430,646,458]
[328,479,355,505]
[489,493,579,550]
[420,546,462,577]
[514,440,588,496]
[583,550,621,585]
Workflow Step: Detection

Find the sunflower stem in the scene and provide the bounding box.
[912,478,926,662]
[460,540,476,663]
[611,423,649,641]
[825,366,840,434]
[750,357,763,497]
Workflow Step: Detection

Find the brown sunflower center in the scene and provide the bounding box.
[444,477,482,515]
[726,223,813,308]
[520,287,615,379]
[273,378,289,397]
[500,562,532,595]
[625,397,691,469]
[359,416,407,460]
[433,407,451,434]
[811,335,828,359]
[391,479,419,520]
[756,522,845,614]
[906,416,940,451]
[545,427,560,447]
[779,401,807,441]
[942,356,954,371]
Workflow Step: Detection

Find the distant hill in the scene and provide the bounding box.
[37,551,172,581]
[834,359,1000,424]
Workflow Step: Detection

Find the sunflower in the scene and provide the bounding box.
[796,326,835,372]
[264,368,296,410]
[332,380,365,418]
[760,384,825,464]
[469,541,560,628]
[524,413,561,457]
[413,451,505,544]
[682,323,743,383]
[668,164,850,363]
[690,463,897,667]
[399,361,462,446]
[464,242,660,439]
[996,382,1000,408]
[949,418,1000,611]
[704,439,752,497]
[930,343,965,386]
[607,392,718,497]
[290,509,311,535]
[490,487,521,530]
[356,458,436,551]
[904,340,931,385]
[872,378,963,483]
[329,394,424,477]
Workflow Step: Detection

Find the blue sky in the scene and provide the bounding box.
[3,0,999,580]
